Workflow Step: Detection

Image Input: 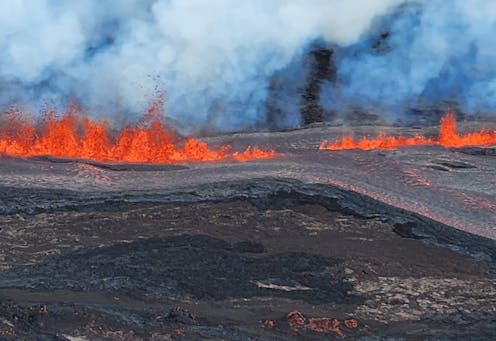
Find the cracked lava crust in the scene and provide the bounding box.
[0,123,495,340]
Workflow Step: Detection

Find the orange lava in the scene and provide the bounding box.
[320,112,496,151]
[0,102,276,163]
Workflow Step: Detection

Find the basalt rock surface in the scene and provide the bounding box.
[0,124,495,340]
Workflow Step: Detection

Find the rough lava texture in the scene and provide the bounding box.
[0,123,495,340]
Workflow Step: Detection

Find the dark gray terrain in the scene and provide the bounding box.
[0,124,495,340]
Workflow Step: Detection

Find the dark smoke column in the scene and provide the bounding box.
[301,47,336,125]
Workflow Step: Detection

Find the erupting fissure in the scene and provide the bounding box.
[0,101,276,163]
[320,112,496,151]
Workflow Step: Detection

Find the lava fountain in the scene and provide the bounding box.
[0,101,276,164]
[320,112,496,151]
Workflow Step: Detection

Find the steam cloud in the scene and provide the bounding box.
[0,0,399,132]
[0,1,494,132]
[321,0,496,121]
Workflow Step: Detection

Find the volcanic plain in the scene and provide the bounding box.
[0,122,495,340]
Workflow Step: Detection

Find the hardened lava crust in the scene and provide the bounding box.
[0,124,495,340]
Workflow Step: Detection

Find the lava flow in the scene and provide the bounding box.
[320,112,496,151]
[0,103,276,163]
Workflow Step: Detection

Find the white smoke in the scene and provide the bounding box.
[324,0,496,120]
[0,0,400,132]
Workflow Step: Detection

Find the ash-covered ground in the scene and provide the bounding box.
[0,124,495,340]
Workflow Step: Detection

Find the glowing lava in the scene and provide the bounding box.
[320,112,496,151]
[0,103,276,163]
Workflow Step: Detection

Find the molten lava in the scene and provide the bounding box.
[320,112,496,151]
[0,104,276,163]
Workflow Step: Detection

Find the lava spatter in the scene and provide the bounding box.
[0,102,276,164]
[320,112,496,151]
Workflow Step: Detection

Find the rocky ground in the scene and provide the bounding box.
[0,123,495,340]
[0,193,495,340]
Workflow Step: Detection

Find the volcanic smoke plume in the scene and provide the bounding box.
[0,0,399,132]
[2,0,496,132]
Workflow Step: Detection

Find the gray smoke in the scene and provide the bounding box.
[321,0,496,122]
[0,0,399,132]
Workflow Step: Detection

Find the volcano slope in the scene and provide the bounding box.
[0,123,495,340]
